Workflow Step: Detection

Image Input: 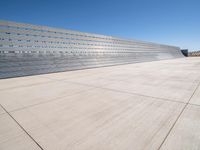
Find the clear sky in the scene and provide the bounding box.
[0,0,199,51]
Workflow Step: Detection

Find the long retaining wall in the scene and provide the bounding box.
[0,20,184,79]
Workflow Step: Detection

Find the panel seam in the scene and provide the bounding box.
[157,80,200,150]
[0,104,44,150]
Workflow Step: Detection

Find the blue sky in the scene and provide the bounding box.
[0,0,199,51]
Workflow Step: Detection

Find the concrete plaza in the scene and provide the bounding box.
[0,57,200,150]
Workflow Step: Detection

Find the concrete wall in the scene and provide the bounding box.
[0,20,183,79]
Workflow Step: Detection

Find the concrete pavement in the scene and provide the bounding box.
[0,57,200,150]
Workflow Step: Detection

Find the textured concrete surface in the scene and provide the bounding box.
[0,105,5,115]
[160,105,200,150]
[190,86,200,105]
[0,113,41,150]
[0,57,200,150]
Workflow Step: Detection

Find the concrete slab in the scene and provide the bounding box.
[0,105,5,115]
[62,58,200,103]
[0,57,200,150]
[0,113,40,150]
[189,85,200,105]
[38,68,107,81]
[103,79,198,102]
[160,105,200,150]
[10,90,185,150]
[0,81,93,112]
[0,75,53,91]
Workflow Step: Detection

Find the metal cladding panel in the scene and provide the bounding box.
[0,20,184,79]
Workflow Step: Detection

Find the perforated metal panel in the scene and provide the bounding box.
[0,20,184,79]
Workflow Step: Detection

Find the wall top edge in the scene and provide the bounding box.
[0,20,180,49]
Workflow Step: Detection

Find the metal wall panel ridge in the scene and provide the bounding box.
[0,20,184,79]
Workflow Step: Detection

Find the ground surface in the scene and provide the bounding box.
[0,57,200,150]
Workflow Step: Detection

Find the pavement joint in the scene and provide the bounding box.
[0,104,44,150]
[4,85,96,114]
[157,79,200,150]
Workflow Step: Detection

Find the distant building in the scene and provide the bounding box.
[189,50,200,57]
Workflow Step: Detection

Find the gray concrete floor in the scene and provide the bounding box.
[0,57,200,150]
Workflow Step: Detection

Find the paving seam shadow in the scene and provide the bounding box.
[7,86,95,114]
[57,79,188,105]
[0,104,44,150]
[157,80,200,150]
[37,75,189,105]
[188,103,200,107]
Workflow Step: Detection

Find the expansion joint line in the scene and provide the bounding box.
[0,104,44,150]
[157,80,200,150]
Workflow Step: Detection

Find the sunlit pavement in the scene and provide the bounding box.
[1,57,200,150]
